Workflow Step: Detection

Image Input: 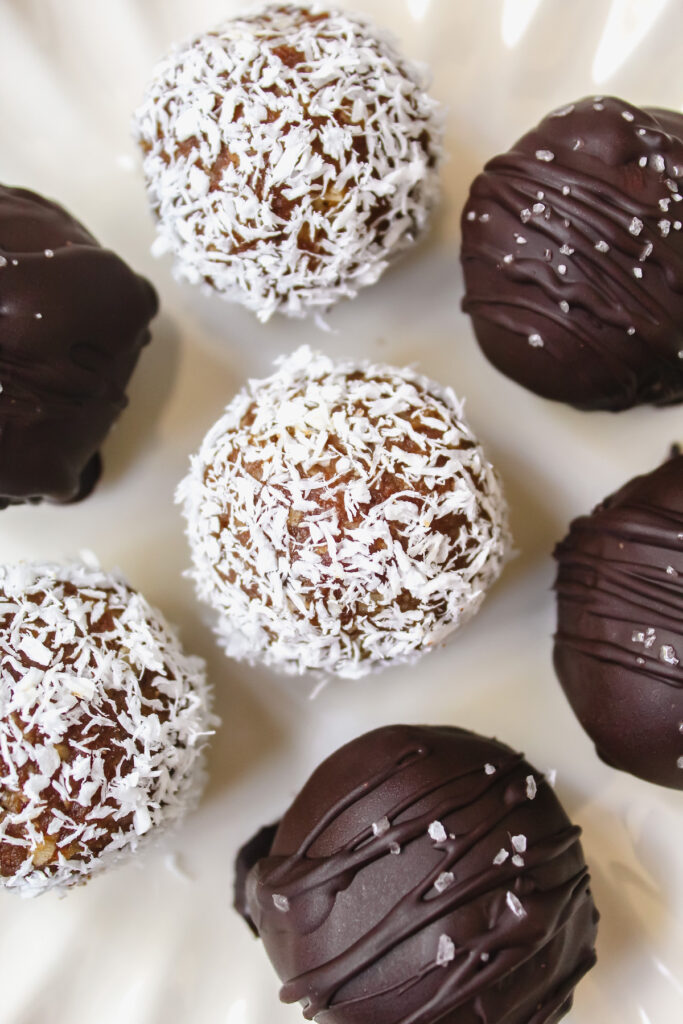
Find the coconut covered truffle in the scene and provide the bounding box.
[178,347,510,678]
[0,184,158,507]
[133,3,443,321]
[0,562,211,896]
[460,96,683,411]
[235,725,599,1024]
[554,451,683,789]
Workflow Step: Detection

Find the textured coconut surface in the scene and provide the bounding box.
[0,1,682,1023]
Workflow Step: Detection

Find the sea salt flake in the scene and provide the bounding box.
[528,333,544,348]
[562,185,570,195]
[557,264,567,275]
[621,110,634,122]
[428,820,447,843]
[389,842,401,855]
[493,848,509,866]
[536,150,554,162]
[512,854,524,867]
[559,244,574,255]
[632,267,643,278]
[434,871,455,893]
[372,816,390,837]
[484,763,496,775]
[532,203,545,214]
[594,240,610,252]
[466,211,476,221]
[559,301,570,313]
[629,217,643,236]
[272,894,290,912]
[511,835,527,853]
[506,891,526,918]
[526,775,537,800]
[651,154,666,172]
[659,645,679,666]
[436,934,455,967]
[520,208,531,223]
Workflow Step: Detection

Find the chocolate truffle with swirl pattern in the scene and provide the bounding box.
[236,724,598,1024]
[461,96,683,411]
[0,184,157,506]
[554,451,683,788]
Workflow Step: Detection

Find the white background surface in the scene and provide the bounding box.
[0,1,682,1022]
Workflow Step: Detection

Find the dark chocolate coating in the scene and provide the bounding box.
[460,96,683,411]
[554,453,683,788]
[0,184,158,505]
[237,724,598,1024]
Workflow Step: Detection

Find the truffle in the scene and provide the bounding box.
[0,184,157,507]
[133,3,443,321]
[554,451,683,789]
[0,561,212,896]
[460,96,683,411]
[235,724,599,1024]
[178,346,510,678]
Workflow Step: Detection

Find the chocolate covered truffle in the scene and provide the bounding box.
[236,724,598,1024]
[0,561,212,896]
[0,184,157,507]
[554,451,683,789]
[134,3,443,321]
[178,346,510,678]
[461,96,683,411]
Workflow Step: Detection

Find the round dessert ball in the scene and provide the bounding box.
[0,561,212,896]
[235,724,599,1024]
[178,346,510,678]
[0,184,158,507]
[460,96,683,411]
[133,3,443,321]
[554,451,683,789]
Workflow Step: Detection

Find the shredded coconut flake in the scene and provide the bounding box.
[178,347,510,678]
[133,2,444,321]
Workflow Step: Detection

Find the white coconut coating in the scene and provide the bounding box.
[133,2,443,321]
[0,562,212,896]
[178,347,511,678]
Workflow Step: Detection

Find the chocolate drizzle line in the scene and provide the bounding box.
[238,725,598,1024]
[0,184,158,505]
[461,96,683,411]
[554,452,683,789]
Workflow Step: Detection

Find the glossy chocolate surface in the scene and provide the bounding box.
[461,97,683,411]
[0,184,157,505]
[237,725,598,1024]
[554,452,683,788]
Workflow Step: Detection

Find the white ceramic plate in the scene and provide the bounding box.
[0,2,681,1022]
